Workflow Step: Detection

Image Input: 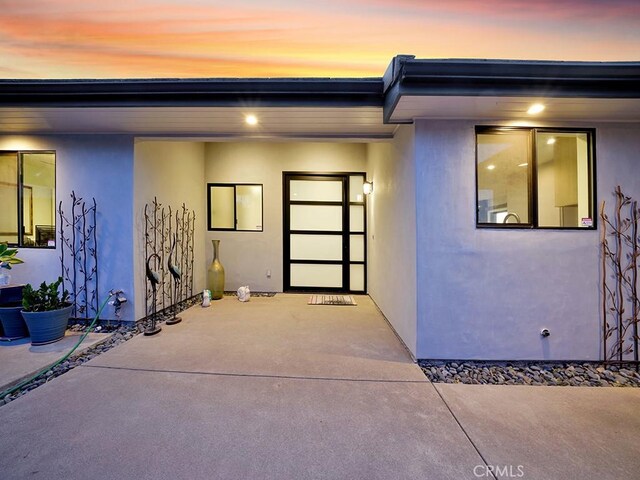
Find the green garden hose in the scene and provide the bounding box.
[1,292,115,400]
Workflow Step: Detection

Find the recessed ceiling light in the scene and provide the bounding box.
[518,163,528,167]
[245,114,258,126]
[546,137,556,145]
[487,164,495,170]
[527,103,545,115]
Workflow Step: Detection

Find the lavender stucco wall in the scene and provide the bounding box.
[366,126,417,355]
[414,120,640,360]
[0,135,136,322]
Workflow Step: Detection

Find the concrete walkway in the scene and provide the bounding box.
[0,331,112,392]
[0,294,638,480]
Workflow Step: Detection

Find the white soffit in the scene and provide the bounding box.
[0,106,395,138]
[391,96,640,123]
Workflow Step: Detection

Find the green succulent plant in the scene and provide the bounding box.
[22,277,70,312]
[0,242,24,270]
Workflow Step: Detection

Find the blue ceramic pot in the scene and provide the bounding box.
[0,304,28,340]
[22,304,73,346]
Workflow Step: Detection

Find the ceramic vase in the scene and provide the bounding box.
[208,240,225,300]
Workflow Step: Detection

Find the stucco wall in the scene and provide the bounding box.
[204,142,366,292]
[366,126,418,355]
[133,140,207,321]
[414,120,640,360]
[0,135,136,321]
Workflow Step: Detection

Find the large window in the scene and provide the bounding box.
[476,128,595,229]
[0,151,56,247]
[207,183,263,231]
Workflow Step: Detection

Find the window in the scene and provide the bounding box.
[476,127,595,229]
[207,183,263,231]
[0,151,56,247]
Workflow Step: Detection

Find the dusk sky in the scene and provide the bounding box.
[1,0,639,78]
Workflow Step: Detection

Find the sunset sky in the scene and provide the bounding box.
[1,0,639,78]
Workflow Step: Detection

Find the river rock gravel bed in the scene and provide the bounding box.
[1,325,138,406]
[1,295,203,407]
[419,360,640,387]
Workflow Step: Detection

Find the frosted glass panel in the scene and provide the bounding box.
[350,264,365,291]
[209,186,235,229]
[291,234,342,261]
[290,205,342,231]
[291,264,342,288]
[236,185,262,231]
[349,175,365,203]
[290,180,342,202]
[350,205,364,232]
[350,235,364,262]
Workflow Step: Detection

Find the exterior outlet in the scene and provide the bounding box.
[266,269,271,278]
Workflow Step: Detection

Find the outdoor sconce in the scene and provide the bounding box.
[363,181,373,195]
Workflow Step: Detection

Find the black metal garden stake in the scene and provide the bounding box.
[601,186,640,367]
[59,192,99,323]
[144,253,162,336]
[166,234,182,325]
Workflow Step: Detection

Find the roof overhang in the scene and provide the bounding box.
[2,57,640,139]
[0,105,396,139]
[0,78,396,138]
[0,78,384,108]
[383,56,640,123]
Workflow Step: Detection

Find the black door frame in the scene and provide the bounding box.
[283,172,367,293]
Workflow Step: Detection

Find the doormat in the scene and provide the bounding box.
[308,295,357,306]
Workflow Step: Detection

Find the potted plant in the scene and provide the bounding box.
[21,277,72,345]
[0,242,27,340]
[0,241,24,286]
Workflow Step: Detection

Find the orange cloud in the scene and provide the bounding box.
[0,0,638,78]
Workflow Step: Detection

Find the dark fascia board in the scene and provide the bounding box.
[0,78,384,108]
[384,56,640,123]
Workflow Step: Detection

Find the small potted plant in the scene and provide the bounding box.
[21,277,72,345]
[0,242,24,286]
[0,242,28,340]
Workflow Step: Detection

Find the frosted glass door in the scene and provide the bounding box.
[284,173,367,292]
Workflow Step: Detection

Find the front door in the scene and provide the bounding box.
[283,172,366,293]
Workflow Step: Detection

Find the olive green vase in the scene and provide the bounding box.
[207,240,225,300]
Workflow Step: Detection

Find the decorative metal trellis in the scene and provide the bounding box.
[600,186,640,364]
[58,191,99,320]
[143,198,195,327]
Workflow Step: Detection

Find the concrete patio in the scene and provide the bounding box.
[0,294,638,480]
[0,331,112,393]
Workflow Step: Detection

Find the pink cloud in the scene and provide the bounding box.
[0,0,638,78]
[352,0,640,21]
